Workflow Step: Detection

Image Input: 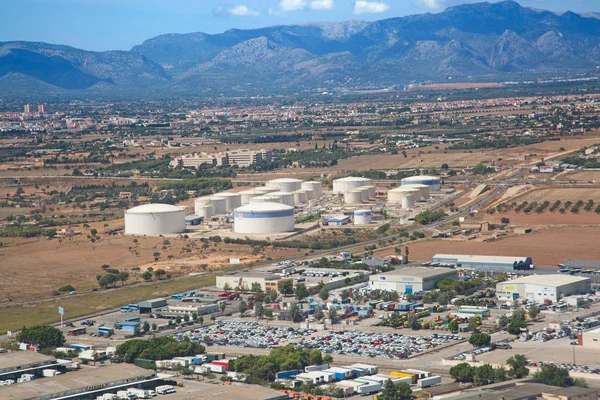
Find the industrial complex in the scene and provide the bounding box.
[368,267,458,294]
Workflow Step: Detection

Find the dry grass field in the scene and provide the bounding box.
[407,83,505,91]
[380,226,600,267]
[562,170,600,182]
[509,187,600,203]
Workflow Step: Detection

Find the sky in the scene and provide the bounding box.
[0,0,597,51]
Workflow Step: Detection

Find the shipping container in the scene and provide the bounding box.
[390,371,416,384]
[276,370,301,379]
[42,369,61,377]
[418,376,442,388]
[356,382,382,394]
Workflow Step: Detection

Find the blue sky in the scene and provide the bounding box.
[1,0,597,51]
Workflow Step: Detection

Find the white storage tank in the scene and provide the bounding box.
[402,184,429,200]
[358,187,371,202]
[268,178,302,193]
[363,185,376,200]
[401,175,441,191]
[301,181,323,198]
[387,187,419,204]
[354,210,372,225]
[344,189,364,204]
[333,177,372,194]
[208,197,227,215]
[268,191,294,207]
[213,192,242,211]
[293,190,309,204]
[195,203,213,219]
[125,204,186,236]
[234,203,295,234]
[239,189,259,205]
[402,193,417,208]
[249,195,280,204]
[260,185,281,193]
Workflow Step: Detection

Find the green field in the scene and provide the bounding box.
[0,274,216,334]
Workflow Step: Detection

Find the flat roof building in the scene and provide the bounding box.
[138,298,168,314]
[216,272,284,292]
[0,364,162,400]
[369,267,458,295]
[0,352,68,380]
[496,275,591,304]
[432,254,533,272]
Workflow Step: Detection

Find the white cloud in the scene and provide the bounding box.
[280,0,307,11]
[227,5,260,16]
[414,0,444,8]
[310,0,334,10]
[354,1,390,14]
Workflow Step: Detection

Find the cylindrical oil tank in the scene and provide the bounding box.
[388,187,419,204]
[301,188,315,200]
[268,191,294,207]
[363,185,376,200]
[344,189,364,204]
[301,181,323,198]
[333,176,372,194]
[249,195,280,204]
[125,204,186,236]
[293,190,309,204]
[401,175,441,191]
[354,209,373,225]
[358,187,370,202]
[195,203,213,219]
[208,197,227,215]
[234,203,295,234]
[213,192,242,211]
[267,178,302,193]
[402,193,416,209]
[239,189,259,205]
[402,184,430,200]
[261,185,281,193]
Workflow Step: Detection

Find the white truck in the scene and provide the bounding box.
[42,369,61,377]
[155,385,176,394]
[127,388,153,399]
[418,375,442,388]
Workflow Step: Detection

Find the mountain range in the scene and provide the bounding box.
[1,0,600,96]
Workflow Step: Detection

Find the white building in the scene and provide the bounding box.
[496,275,591,304]
[369,267,458,295]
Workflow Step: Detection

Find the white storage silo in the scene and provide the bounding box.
[301,181,323,198]
[194,197,209,213]
[354,209,373,225]
[268,178,302,193]
[239,190,259,205]
[261,185,281,193]
[125,204,186,236]
[344,189,364,204]
[333,177,372,194]
[195,203,213,219]
[234,203,295,234]
[388,187,419,204]
[249,195,280,204]
[214,192,242,211]
[402,193,416,208]
[401,175,441,191]
[363,185,376,200]
[268,191,294,207]
[293,190,309,204]
[209,197,227,215]
[402,184,430,200]
[358,187,370,202]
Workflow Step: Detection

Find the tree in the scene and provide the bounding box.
[474,363,496,386]
[498,315,510,328]
[118,271,129,285]
[438,292,450,306]
[151,323,157,331]
[199,316,204,326]
[142,321,150,332]
[319,286,329,301]
[507,319,527,335]
[278,280,293,296]
[141,271,153,281]
[98,273,118,289]
[58,284,75,293]
[251,282,263,294]
[494,366,508,383]
[239,301,247,317]
[378,379,413,400]
[501,217,510,224]
[101,264,110,270]
[314,307,324,322]
[528,305,540,320]
[469,333,491,347]
[90,228,98,236]
[468,317,479,332]
[219,302,226,315]
[295,283,309,301]
[17,325,65,349]
[154,269,167,280]
[290,302,304,323]
[328,307,337,325]
[407,314,420,330]
[533,364,573,387]
[133,326,141,337]
[450,363,474,383]
[448,320,459,333]
[264,309,274,321]
[183,314,190,322]
[255,302,264,320]
[507,354,529,379]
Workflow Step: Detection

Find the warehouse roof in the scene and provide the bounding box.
[0,364,155,400]
[433,254,529,264]
[0,352,55,371]
[500,274,590,287]
[375,267,456,279]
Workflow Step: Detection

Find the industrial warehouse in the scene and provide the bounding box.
[496,275,592,304]
[369,267,458,294]
[432,254,533,271]
[121,174,446,237]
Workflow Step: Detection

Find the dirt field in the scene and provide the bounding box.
[0,232,295,302]
[376,226,600,267]
[508,187,600,203]
[486,211,600,225]
[562,170,600,182]
[407,82,505,91]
